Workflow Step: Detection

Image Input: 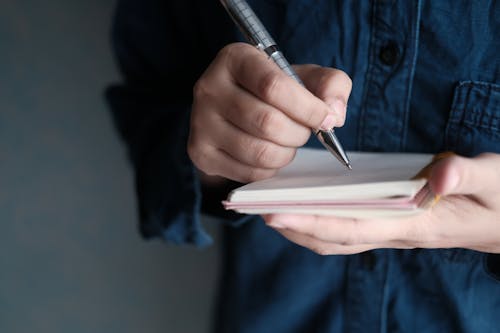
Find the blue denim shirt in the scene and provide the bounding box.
[107,0,500,332]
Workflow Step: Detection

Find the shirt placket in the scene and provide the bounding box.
[357,0,422,152]
[346,0,422,332]
[344,250,387,333]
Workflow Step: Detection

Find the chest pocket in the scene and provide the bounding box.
[445,81,500,156]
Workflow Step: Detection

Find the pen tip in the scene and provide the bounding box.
[346,163,352,170]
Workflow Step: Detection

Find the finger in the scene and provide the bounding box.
[276,228,377,255]
[188,143,277,183]
[294,64,352,126]
[224,43,336,130]
[263,213,428,246]
[218,83,311,147]
[211,116,297,169]
[429,153,500,205]
[272,228,414,255]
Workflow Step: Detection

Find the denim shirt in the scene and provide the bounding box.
[107,0,500,332]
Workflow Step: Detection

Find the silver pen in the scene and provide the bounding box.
[220,0,352,170]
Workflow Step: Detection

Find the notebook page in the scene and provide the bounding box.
[228,149,433,201]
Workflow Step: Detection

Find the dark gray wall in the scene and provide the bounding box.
[0,1,219,332]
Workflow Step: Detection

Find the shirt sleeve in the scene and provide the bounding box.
[105,0,247,246]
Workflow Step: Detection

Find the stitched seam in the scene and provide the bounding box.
[357,0,378,150]
[401,0,422,151]
[452,81,500,130]
[457,80,500,91]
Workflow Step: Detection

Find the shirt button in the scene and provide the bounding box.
[379,42,399,66]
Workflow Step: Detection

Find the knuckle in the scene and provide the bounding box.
[217,45,232,60]
[219,42,254,75]
[188,145,212,174]
[339,223,361,246]
[220,42,248,56]
[253,143,275,168]
[258,71,282,100]
[193,79,211,101]
[255,109,281,138]
[217,43,242,62]
[339,234,358,246]
[335,69,353,90]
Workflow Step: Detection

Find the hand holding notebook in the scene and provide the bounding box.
[224,148,500,254]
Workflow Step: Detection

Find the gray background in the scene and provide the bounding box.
[0,1,220,332]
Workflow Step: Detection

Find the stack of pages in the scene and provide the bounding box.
[223,148,436,218]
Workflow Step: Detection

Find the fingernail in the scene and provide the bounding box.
[266,214,302,229]
[266,218,286,229]
[320,113,336,131]
[265,215,293,229]
[267,221,286,229]
[328,97,347,115]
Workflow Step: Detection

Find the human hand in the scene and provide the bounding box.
[263,153,500,254]
[188,43,352,183]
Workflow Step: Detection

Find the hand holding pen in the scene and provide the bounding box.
[220,0,351,169]
[187,7,352,183]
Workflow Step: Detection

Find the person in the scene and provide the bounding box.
[106,0,500,332]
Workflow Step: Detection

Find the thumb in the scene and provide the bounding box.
[429,153,500,201]
[293,64,352,127]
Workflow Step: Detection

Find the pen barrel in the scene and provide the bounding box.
[220,0,303,84]
[220,0,276,49]
[268,50,302,84]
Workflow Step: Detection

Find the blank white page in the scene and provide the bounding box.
[228,149,433,202]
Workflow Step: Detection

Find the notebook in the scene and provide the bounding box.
[223,148,437,218]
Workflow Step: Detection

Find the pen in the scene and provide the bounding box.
[220,0,352,170]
